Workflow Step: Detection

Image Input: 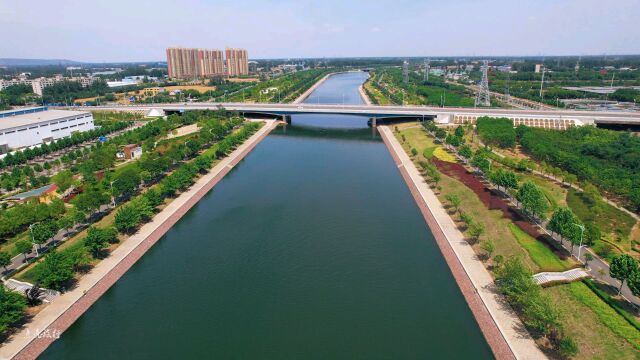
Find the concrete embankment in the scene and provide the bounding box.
[358,84,372,105]
[378,125,546,360]
[292,73,335,104]
[1,120,278,360]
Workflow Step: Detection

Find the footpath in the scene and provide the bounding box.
[378,125,546,360]
[0,120,278,360]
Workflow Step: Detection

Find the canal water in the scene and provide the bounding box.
[41,72,492,359]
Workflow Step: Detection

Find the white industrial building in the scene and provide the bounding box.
[0,107,94,151]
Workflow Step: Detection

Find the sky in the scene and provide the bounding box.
[1,0,639,62]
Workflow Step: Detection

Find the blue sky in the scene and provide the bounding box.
[1,0,639,62]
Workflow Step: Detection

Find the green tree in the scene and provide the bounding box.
[113,167,142,198]
[0,251,11,272]
[51,170,75,192]
[454,126,465,138]
[84,226,117,258]
[481,240,495,259]
[490,168,518,193]
[468,222,485,242]
[33,251,75,290]
[610,254,638,294]
[31,221,58,250]
[0,285,27,334]
[548,207,581,248]
[445,193,462,214]
[458,145,473,159]
[15,240,32,261]
[516,181,549,220]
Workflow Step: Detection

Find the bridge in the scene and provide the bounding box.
[57,102,640,129]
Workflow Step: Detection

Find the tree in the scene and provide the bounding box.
[458,145,473,160]
[454,126,465,138]
[57,215,75,236]
[51,170,75,192]
[516,181,549,220]
[15,240,32,261]
[434,128,447,140]
[0,251,11,272]
[481,240,495,259]
[72,185,110,214]
[445,193,462,214]
[548,207,581,247]
[471,154,491,174]
[584,252,594,269]
[33,250,75,291]
[468,223,485,242]
[610,254,638,294]
[113,167,142,198]
[31,221,58,250]
[490,169,518,193]
[84,226,117,258]
[0,285,27,334]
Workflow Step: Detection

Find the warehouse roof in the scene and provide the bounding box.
[0,109,90,132]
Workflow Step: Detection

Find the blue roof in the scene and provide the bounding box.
[0,106,48,119]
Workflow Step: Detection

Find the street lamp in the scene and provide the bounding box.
[573,223,586,261]
[29,222,39,257]
[110,179,120,207]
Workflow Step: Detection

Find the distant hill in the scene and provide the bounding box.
[0,58,84,67]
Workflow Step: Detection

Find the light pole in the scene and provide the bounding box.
[29,222,39,257]
[110,179,120,207]
[573,223,585,261]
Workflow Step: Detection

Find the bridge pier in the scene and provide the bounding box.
[281,114,291,124]
[370,117,377,128]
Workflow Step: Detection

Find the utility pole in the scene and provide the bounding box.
[402,61,409,84]
[539,66,546,100]
[474,60,490,107]
[423,59,431,82]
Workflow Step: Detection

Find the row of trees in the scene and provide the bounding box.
[29,120,261,291]
[476,117,516,148]
[0,120,130,170]
[518,125,640,211]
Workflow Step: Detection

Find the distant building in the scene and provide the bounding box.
[0,75,95,96]
[535,64,543,73]
[225,48,249,76]
[0,107,94,151]
[166,47,224,79]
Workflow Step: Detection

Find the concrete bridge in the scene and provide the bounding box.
[56,102,640,129]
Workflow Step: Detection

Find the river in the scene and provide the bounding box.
[40,72,492,359]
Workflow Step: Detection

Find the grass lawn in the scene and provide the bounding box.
[364,80,392,105]
[507,223,572,272]
[518,172,568,215]
[545,282,640,359]
[396,123,539,270]
[568,188,638,251]
[0,231,30,258]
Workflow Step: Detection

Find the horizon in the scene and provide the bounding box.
[1,0,639,62]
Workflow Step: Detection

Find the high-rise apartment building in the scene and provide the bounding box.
[225,48,249,76]
[166,48,225,79]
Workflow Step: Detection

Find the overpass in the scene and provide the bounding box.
[55,102,640,129]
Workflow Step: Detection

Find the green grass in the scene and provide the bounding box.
[568,281,640,351]
[545,282,640,359]
[0,231,30,258]
[508,223,571,272]
[518,173,567,214]
[422,146,436,159]
[583,279,640,332]
[568,188,637,249]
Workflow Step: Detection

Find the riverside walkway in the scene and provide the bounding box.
[0,120,278,360]
[379,125,546,360]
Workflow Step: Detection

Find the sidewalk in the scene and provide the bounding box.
[379,126,546,360]
[0,120,277,360]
